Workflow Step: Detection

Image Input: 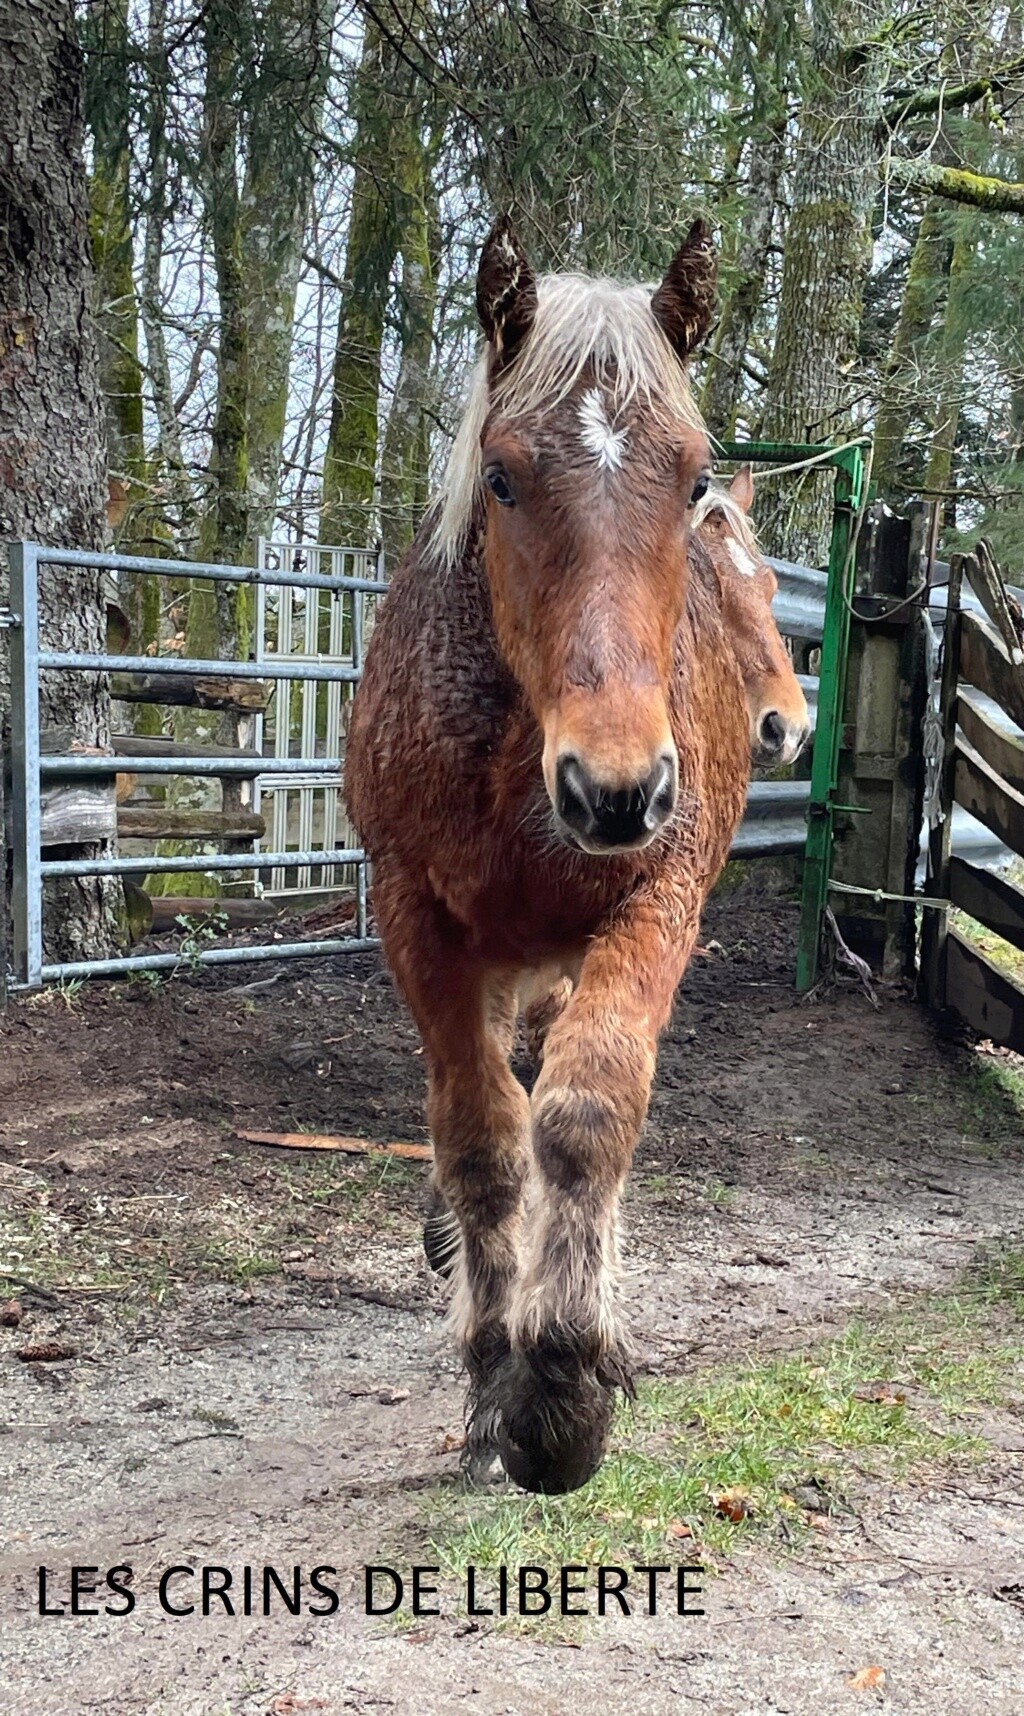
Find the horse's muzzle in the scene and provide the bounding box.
[753,709,810,768]
[555,752,677,852]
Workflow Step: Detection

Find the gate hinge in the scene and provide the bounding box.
[0,606,21,629]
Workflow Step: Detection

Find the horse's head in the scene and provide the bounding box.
[442,218,718,855]
[696,466,810,767]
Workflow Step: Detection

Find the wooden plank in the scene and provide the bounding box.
[944,927,1024,1054]
[959,610,1024,732]
[963,543,1024,665]
[954,737,1024,859]
[949,856,1024,955]
[236,1130,432,1162]
[117,806,266,841]
[111,672,272,714]
[956,689,1024,794]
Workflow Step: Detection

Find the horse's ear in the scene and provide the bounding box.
[651,218,717,360]
[729,464,755,513]
[476,215,538,365]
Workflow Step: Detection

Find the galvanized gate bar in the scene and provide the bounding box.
[30,543,387,596]
[39,651,361,683]
[40,848,365,879]
[8,542,44,990]
[37,939,380,983]
[39,754,343,777]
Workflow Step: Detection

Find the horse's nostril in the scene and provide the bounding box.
[759,710,787,753]
[645,753,677,825]
[555,753,676,849]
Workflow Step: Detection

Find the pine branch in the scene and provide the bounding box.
[884,53,1024,128]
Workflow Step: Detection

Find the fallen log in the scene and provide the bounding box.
[111,672,272,714]
[117,806,266,841]
[149,896,286,930]
[236,1130,432,1162]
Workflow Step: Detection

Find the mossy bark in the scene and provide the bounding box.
[1,0,125,960]
[83,0,165,734]
[319,18,404,547]
[871,201,953,501]
[924,211,980,520]
[701,21,787,444]
[241,0,333,559]
[380,126,438,568]
[759,9,885,565]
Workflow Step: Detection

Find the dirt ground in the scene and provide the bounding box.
[2,882,1024,1716]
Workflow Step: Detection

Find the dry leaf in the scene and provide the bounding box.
[853,1383,905,1406]
[270,1698,329,1714]
[715,1486,753,1522]
[666,1519,693,1539]
[848,1665,885,1691]
[437,1430,467,1454]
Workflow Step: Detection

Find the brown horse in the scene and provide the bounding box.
[693,464,810,768]
[513,471,809,1066]
[347,218,788,1493]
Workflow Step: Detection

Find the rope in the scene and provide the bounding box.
[827,879,950,910]
[731,437,874,483]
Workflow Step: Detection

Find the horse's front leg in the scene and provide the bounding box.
[383,914,530,1479]
[498,889,697,1493]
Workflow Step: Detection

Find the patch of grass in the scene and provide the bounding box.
[956,1047,1024,1136]
[700,1176,736,1209]
[425,1293,1023,1588]
[950,907,1024,986]
[0,1181,283,1303]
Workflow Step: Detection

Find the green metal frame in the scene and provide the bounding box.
[716,438,869,992]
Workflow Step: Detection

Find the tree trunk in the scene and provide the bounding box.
[700,19,787,445]
[380,127,438,568]
[83,0,165,738]
[241,0,334,560]
[319,17,403,547]
[871,200,953,500]
[82,0,146,525]
[923,210,980,521]
[759,6,885,564]
[0,0,124,962]
[701,115,785,442]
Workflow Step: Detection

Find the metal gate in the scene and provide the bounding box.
[3,541,386,993]
[254,537,384,896]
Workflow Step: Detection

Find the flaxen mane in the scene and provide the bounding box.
[431,274,707,573]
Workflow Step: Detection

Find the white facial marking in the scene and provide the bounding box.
[727,538,758,578]
[578,388,629,471]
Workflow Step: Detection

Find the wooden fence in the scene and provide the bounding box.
[924,547,1024,1050]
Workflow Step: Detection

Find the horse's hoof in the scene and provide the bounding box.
[494,1346,618,1494]
[497,1425,605,1494]
[423,1187,460,1277]
[463,1441,510,1486]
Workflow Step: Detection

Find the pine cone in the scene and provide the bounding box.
[16,1340,76,1362]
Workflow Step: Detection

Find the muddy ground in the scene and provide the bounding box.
[1,882,1024,1715]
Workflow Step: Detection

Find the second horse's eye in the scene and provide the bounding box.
[689,473,711,507]
[485,467,516,507]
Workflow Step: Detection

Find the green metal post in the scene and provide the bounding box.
[795,446,867,990]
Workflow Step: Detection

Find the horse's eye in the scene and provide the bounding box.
[689,473,711,507]
[485,467,516,507]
